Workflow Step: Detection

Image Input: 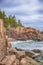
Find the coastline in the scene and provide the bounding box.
[0,19,43,65]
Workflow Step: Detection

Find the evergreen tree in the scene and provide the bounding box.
[18,20,23,26]
[0,10,23,29]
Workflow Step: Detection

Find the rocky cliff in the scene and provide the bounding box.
[0,19,26,65]
[0,19,7,62]
[6,27,43,41]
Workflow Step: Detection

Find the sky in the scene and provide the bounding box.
[0,0,43,31]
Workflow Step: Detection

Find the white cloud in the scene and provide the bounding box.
[16,14,43,22]
[0,0,43,31]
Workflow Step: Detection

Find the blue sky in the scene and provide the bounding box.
[0,0,43,31]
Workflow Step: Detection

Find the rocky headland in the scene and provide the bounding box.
[6,26,43,42]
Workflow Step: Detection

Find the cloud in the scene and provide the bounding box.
[0,0,43,31]
[38,0,43,3]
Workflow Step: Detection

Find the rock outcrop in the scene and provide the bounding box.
[0,19,26,65]
[0,19,7,62]
[6,27,43,41]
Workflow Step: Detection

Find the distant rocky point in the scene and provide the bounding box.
[6,26,43,41]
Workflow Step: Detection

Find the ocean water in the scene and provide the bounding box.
[11,40,43,50]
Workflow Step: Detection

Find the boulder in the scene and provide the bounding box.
[26,51,34,58]
[13,59,19,65]
[0,62,5,65]
[20,58,26,65]
[5,55,16,65]
[32,49,41,53]
[7,48,17,55]
[16,51,26,59]
[1,56,10,64]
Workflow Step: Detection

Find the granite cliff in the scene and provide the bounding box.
[0,19,7,62]
[6,27,43,41]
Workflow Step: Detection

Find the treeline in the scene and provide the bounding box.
[0,10,23,29]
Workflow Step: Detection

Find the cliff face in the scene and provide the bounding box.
[6,27,43,41]
[15,27,42,40]
[0,19,7,62]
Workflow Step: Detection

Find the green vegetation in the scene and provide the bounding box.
[0,10,23,29]
[18,20,23,26]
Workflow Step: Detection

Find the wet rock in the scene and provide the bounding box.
[32,49,41,53]
[26,51,34,58]
[41,50,43,58]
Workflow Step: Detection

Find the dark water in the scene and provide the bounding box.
[11,40,43,50]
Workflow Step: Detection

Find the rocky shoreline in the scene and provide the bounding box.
[0,19,43,65]
[7,42,43,65]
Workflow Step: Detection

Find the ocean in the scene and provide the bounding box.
[11,40,43,50]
